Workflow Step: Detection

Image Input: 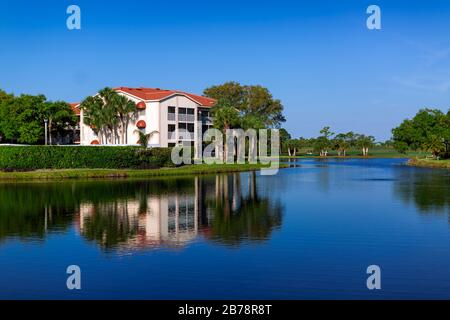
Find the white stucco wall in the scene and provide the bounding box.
[79,91,209,148]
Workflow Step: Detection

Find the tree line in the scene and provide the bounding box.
[281,127,376,157]
[0,89,77,144]
[392,108,449,159]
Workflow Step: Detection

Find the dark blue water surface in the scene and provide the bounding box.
[1,158,449,299]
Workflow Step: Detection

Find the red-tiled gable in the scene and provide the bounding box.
[69,103,81,115]
[114,87,216,107]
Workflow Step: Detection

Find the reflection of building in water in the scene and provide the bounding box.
[76,192,199,250]
[74,172,281,251]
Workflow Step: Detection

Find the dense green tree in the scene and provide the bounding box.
[204,81,285,128]
[356,134,375,156]
[0,93,46,144]
[392,108,450,157]
[333,133,351,156]
[284,138,302,156]
[314,126,334,156]
[0,90,12,142]
[0,90,76,144]
[203,81,245,108]
[284,139,295,156]
[41,101,77,145]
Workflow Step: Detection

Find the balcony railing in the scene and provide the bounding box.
[178,114,195,122]
[178,132,194,141]
[168,113,176,121]
[168,132,176,140]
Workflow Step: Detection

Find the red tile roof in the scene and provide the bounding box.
[114,87,216,107]
[69,103,81,115]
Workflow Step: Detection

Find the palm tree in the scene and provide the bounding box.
[80,96,105,143]
[334,133,353,156]
[112,94,137,144]
[212,102,240,162]
[356,134,375,156]
[41,101,77,145]
[317,126,334,156]
[81,87,138,145]
[98,88,119,144]
[135,130,159,148]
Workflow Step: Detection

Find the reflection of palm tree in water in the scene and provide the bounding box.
[0,174,283,250]
[204,171,283,246]
[81,200,140,250]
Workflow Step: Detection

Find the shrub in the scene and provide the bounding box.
[0,146,174,170]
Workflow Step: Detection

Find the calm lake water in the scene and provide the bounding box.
[0,158,449,299]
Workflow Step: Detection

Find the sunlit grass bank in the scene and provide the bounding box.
[0,163,287,181]
[408,158,450,169]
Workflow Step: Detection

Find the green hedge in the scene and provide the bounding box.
[0,146,175,170]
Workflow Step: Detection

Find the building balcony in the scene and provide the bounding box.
[168,113,176,121]
[178,132,194,141]
[168,132,176,140]
[178,114,195,122]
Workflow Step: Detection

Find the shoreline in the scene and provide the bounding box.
[0,163,287,181]
[408,158,450,169]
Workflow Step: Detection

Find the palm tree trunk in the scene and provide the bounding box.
[48,119,53,145]
[223,125,229,163]
[125,120,129,144]
[121,120,125,145]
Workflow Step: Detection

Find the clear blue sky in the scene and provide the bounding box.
[1,0,450,141]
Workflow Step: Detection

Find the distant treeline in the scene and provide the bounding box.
[280,108,449,159]
[280,127,379,157]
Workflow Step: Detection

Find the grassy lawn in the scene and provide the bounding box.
[408,158,450,169]
[0,163,286,181]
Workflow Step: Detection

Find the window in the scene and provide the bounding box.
[168,106,176,114]
[168,124,175,132]
[178,107,195,122]
[178,123,187,130]
[187,123,194,133]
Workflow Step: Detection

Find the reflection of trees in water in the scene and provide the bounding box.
[201,172,283,246]
[0,184,74,242]
[0,179,193,243]
[0,172,283,250]
[80,201,140,250]
[394,169,450,214]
